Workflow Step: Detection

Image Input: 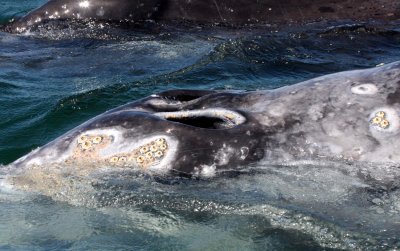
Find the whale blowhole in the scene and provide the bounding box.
[154,108,246,129]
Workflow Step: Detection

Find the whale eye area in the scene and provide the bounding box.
[66,135,168,169]
[155,109,246,129]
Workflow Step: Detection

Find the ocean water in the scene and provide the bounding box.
[1,1,400,250]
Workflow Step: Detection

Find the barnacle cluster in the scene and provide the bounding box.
[107,137,168,169]
[77,135,104,150]
[370,111,390,129]
[68,134,169,169]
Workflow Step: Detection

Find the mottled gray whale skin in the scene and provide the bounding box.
[10,62,400,177]
[4,0,161,33]
[4,0,400,33]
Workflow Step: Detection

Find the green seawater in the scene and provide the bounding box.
[1,1,400,250]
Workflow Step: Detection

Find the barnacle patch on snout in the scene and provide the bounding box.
[369,107,400,134]
[105,137,169,169]
[65,129,176,171]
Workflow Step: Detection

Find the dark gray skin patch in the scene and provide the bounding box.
[318,6,335,13]
[386,81,400,105]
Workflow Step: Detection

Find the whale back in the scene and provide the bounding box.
[4,0,400,33]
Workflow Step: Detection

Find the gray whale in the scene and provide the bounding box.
[9,62,400,179]
[4,0,400,33]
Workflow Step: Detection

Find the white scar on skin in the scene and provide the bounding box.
[351,84,378,95]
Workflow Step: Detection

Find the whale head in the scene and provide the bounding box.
[10,89,268,179]
[8,62,400,184]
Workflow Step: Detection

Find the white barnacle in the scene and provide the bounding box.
[376,111,386,118]
[351,84,378,95]
[92,136,102,144]
[154,151,163,158]
[155,138,165,145]
[380,119,390,129]
[140,146,149,154]
[150,145,158,152]
[136,156,145,164]
[145,152,153,159]
[109,156,118,163]
[80,140,93,150]
[369,107,400,134]
[77,135,88,144]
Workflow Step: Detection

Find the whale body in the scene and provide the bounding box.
[4,0,400,33]
[9,62,400,180]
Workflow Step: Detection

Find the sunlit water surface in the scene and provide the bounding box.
[1,1,400,250]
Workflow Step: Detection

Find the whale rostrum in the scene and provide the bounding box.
[9,62,400,179]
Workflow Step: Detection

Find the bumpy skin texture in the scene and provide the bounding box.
[10,62,400,176]
[4,0,400,32]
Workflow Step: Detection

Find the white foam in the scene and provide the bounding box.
[192,163,219,178]
[200,164,217,178]
[0,176,15,192]
[0,174,29,201]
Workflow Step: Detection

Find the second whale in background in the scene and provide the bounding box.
[3,0,400,33]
